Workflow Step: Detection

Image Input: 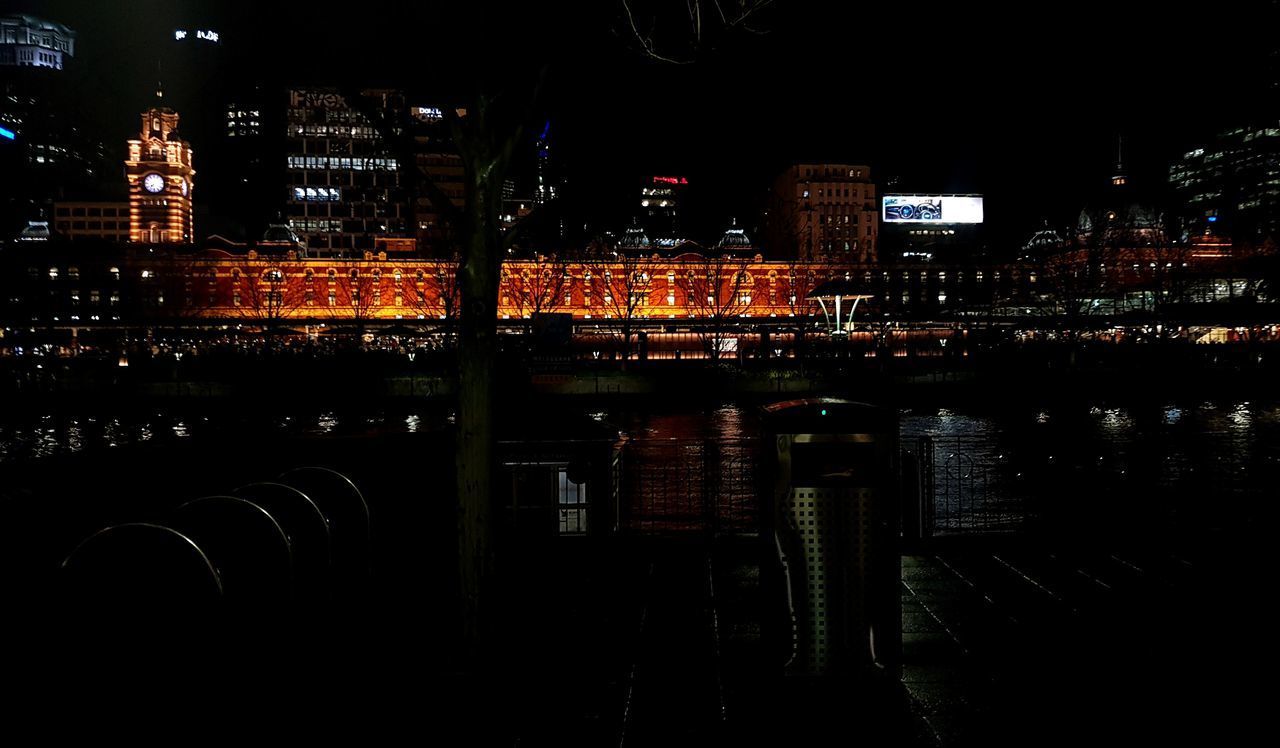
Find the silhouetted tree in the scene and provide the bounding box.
[585,250,659,362]
[341,1,775,656]
[232,258,305,332]
[405,257,463,348]
[501,253,569,323]
[677,253,753,361]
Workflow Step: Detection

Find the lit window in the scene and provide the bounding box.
[557,467,587,535]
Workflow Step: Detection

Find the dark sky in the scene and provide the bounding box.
[9,0,1272,246]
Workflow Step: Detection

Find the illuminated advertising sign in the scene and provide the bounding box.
[290,91,345,109]
[652,176,688,185]
[0,126,15,141]
[174,29,219,42]
[882,195,983,224]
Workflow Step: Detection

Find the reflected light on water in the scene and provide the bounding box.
[104,418,124,447]
[1229,402,1253,430]
[316,412,338,434]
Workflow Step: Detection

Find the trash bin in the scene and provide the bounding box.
[760,398,900,677]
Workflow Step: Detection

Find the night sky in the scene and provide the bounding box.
[10,0,1273,247]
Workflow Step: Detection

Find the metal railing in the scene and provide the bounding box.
[621,437,760,534]
[905,435,1028,536]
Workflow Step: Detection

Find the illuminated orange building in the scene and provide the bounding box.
[11,240,1265,338]
[119,251,818,323]
[97,248,1031,326]
[125,106,195,244]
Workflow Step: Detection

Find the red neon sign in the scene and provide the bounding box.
[652,176,688,185]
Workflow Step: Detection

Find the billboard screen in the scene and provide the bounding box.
[882,195,983,224]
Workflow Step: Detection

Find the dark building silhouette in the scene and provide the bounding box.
[640,175,689,248]
[1169,124,1280,245]
[0,13,110,239]
[766,164,877,262]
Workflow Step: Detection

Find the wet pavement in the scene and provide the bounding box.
[902,533,1269,746]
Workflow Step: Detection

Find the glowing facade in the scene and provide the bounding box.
[0,14,76,70]
[125,108,195,244]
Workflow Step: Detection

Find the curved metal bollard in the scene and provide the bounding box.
[60,523,223,607]
[233,482,332,601]
[170,496,294,605]
[277,467,372,593]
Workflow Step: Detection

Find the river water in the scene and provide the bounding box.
[3,398,1276,538]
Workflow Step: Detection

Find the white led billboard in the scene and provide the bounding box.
[882,195,983,224]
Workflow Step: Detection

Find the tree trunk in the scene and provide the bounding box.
[621,320,631,371]
[455,226,500,656]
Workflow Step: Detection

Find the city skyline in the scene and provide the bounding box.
[3,4,1278,744]
[7,0,1274,248]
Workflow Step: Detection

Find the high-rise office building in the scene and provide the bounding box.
[1,14,108,237]
[534,120,558,205]
[767,164,877,262]
[0,15,74,70]
[1168,124,1280,244]
[640,175,688,247]
[284,89,410,256]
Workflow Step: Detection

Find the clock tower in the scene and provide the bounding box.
[126,107,195,243]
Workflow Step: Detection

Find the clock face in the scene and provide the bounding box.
[143,173,165,194]
[180,179,189,197]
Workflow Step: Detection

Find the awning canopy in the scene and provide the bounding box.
[807,280,873,335]
[806,279,874,303]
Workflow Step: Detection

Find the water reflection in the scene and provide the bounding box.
[315,412,338,435]
[1,398,1274,543]
[902,399,1276,534]
[1229,403,1252,430]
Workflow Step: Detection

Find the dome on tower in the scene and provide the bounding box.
[619,220,651,250]
[715,218,753,251]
